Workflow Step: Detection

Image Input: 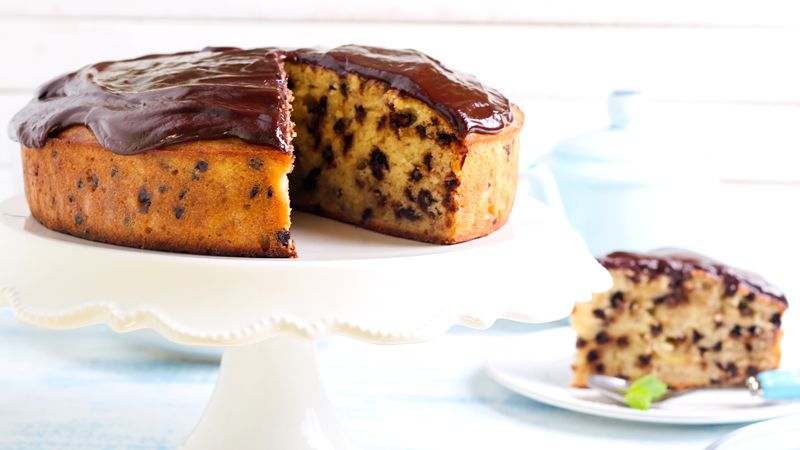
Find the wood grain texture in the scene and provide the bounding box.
[3,308,789,450]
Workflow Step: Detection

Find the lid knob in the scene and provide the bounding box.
[607,90,645,129]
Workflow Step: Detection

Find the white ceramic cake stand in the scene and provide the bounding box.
[0,192,610,450]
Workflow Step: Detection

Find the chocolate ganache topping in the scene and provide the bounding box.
[600,250,788,306]
[10,47,292,154]
[9,45,514,155]
[288,45,514,136]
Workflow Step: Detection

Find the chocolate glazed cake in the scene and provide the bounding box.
[571,251,788,389]
[9,46,523,257]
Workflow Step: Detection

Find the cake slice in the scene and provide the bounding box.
[571,250,788,389]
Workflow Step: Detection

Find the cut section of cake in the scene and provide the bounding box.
[285,46,521,243]
[9,45,522,257]
[571,250,788,389]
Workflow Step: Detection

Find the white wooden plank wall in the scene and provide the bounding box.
[0,1,798,293]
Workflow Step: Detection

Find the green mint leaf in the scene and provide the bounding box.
[630,374,668,400]
[624,385,653,410]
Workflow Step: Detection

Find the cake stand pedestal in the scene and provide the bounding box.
[0,193,610,450]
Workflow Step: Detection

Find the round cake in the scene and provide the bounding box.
[9,45,523,257]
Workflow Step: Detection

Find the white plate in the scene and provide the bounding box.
[707,414,800,449]
[486,327,800,424]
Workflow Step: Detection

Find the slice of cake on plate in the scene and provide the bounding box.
[571,250,788,389]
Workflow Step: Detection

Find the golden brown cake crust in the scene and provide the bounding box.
[22,127,296,257]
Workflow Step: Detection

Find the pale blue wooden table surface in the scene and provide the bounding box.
[0,308,761,450]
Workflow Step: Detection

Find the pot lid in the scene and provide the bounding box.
[550,91,669,164]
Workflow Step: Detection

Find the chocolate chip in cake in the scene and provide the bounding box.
[692,330,704,344]
[67,194,75,203]
[389,112,416,130]
[666,336,686,346]
[267,186,274,198]
[409,167,423,182]
[747,365,759,376]
[596,331,611,344]
[249,186,261,199]
[340,82,348,97]
[725,362,738,377]
[745,342,753,352]
[637,354,652,367]
[749,325,762,336]
[322,146,334,165]
[576,338,588,349]
[723,278,739,297]
[730,325,743,338]
[444,174,460,190]
[368,148,389,181]
[595,363,606,374]
[377,115,387,130]
[137,187,151,213]
[88,174,99,191]
[110,167,118,177]
[738,301,754,317]
[587,350,600,362]
[249,158,264,170]
[423,153,433,171]
[174,206,185,219]
[443,191,458,212]
[710,378,722,385]
[699,347,708,356]
[417,189,434,214]
[616,336,629,348]
[334,118,346,135]
[416,125,427,139]
[77,179,84,189]
[744,292,756,302]
[651,323,663,336]
[315,96,328,115]
[195,160,209,173]
[302,168,322,191]
[770,313,782,327]
[361,208,373,222]
[436,133,455,147]
[178,189,188,200]
[404,188,415,203]
[158,185,168,194]
[610,291,625,309]
[355,105,366,123]
[712,341,723,352]
[276,230,291,247]
[74,212,84,226]
[592,309,606,320]
[395,206,422,221]
[343,134,353,155]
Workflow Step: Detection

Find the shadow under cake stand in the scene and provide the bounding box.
[0,193,610,450]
